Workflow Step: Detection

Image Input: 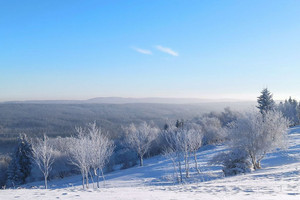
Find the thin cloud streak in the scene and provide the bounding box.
[131,47,152,55]
[155,45,179,56]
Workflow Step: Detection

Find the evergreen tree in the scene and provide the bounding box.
[6,134,32,187]
[163,123,169,130]
[257,88,275,115]
[175,120,184,129]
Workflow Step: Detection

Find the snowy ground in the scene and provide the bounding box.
[1,127,300,199]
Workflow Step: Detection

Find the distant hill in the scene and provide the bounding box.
[2,97,255,105]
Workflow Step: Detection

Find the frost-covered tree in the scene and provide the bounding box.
[86,122,114,188]
[257,88,275,115]
[163,122,203,181]
[228,110,289,170]
[198,117,226,145]
[277,97,299,126]
[163,126,185,182]
[219,107,241,127]
[30,134,54,189]
[68,127,90,189]
[6,134,32,187]
[188,127,203,174]
[68,123,114,189]
[175,120,184,128]
[123,122,159,166]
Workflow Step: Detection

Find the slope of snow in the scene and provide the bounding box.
[1,127,300,199]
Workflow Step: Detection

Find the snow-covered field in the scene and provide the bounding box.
[1,127,300,200]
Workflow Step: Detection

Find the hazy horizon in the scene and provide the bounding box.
[0,94,295,103]
[0,96,279,104]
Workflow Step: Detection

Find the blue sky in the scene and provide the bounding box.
[1,0,300,101]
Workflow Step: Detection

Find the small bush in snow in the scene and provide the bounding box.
[211,149,251,176]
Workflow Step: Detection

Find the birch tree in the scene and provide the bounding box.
[163,127,185,182]
[163,122,205,182]
[188,128,203,174]
[30,134,54,189]
[68,127,90,189]
[124,122,159,166]
[68,123,114,189]
[87,122,114,188]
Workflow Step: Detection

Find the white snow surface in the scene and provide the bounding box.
[1,126,300,199]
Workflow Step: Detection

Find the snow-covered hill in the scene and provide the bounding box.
[1,127,300,200]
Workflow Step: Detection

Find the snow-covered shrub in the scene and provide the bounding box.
[211,149,251,176]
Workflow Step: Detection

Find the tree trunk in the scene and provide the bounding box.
[82,173,85,189]
[139,155,143,166]
[254,161,261,170]
[96,169,100,189]
[171,158,178,183]
[250,154,256,170]
[184,153,187,177]
[101,168,106,187]
[178,159,183,183]
[89,171,94,188]
[85,171,89,189]
[185,152,190,178]
[44,175,48,189]
[194,151,200,174]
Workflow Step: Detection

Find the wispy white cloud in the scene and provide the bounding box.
[131,47,152,55]
[155,45,178,56]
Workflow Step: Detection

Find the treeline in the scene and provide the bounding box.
[0,103,240,155]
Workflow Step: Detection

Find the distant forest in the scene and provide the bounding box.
[0,102,252,155]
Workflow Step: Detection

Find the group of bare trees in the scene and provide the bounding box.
[67,122,114,189]
[29,122,114,189]
[162,122,204,183]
